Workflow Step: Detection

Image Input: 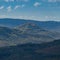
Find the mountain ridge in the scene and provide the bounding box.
[0,22,60,47]
[0,18,60,32]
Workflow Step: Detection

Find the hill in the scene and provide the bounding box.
[0,22,60,47]
[0,39,60,60]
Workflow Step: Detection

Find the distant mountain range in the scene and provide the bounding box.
[0,20,60,47]
[0,18,60,32]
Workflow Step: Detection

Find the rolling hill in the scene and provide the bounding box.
[0,39,60,60]
[0,22,60,47]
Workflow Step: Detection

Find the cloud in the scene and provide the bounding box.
[21,4,25,8]
[23,0,29,2]
[48,0,57,2]
[14,5,20,10]
[16,0,29,2]
[7,6,12,12]
[45,0,60,2]
[0,6,4,9]
[4,0,9,2]
[34,2,41,7]
[5,0,14,2]
[0,15,7,18]
[45,16,57,20]
[14,5,25,10]
[42,0,60,3]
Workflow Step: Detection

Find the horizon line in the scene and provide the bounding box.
[0,18,60,22]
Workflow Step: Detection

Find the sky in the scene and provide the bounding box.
[0,0,60,21]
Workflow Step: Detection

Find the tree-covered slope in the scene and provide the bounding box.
[0,39,60,60]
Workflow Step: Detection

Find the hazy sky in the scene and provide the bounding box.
[0,0,60,21]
